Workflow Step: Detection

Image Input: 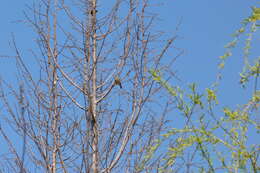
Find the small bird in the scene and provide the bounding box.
[114,76,122,89]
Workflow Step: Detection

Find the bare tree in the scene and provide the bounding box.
[0,0,180,172]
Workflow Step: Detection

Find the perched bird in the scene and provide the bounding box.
[114,76,122,89]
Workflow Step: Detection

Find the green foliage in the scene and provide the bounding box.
[140,5,260,173]
[252,90,260,103]
[135,139,162,172]
[142,81,259,171]
[150,69,177,96]
[217,6,260,89]
[206,88,218,104]
[248,7,260,22]
[188,83,203,108]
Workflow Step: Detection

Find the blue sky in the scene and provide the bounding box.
[3,1,257,94]
[0,0,258,90]
[0,0,259,171]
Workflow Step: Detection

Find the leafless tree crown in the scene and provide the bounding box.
[0,0,179,172]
